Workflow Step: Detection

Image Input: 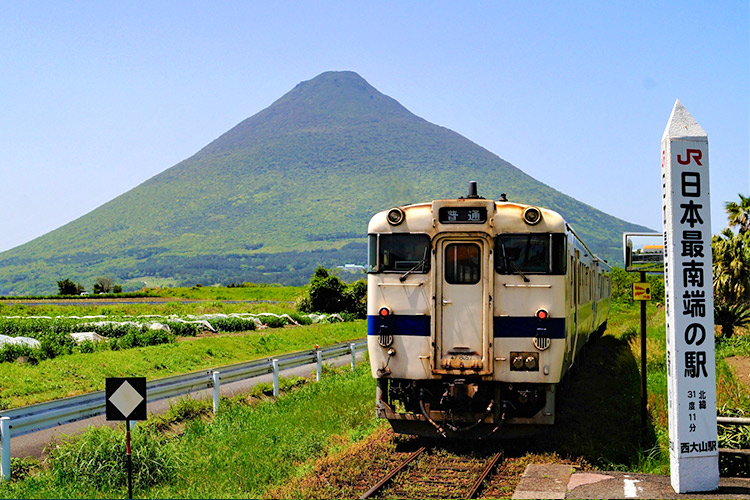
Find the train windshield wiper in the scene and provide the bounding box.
[400,247,429,282]
[500,242,530,283]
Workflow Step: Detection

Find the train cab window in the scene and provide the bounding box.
[445,243,480,284]
[368,233,431,273]
[495,233,567,275]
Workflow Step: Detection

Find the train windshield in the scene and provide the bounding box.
[368,234,431,273]
[495,233,566,275]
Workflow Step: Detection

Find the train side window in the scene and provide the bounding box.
[371,233,431,273]
[551,234,567,274]
[445,243,480,284]
[367,234,378,272]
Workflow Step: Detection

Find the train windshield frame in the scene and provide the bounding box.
[368,233,431,274]
[494,233,567,275]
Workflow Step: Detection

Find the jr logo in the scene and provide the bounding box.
[677,149,703,166]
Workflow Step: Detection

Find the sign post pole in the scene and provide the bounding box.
[661,100,718,493]
[639,271,648,440]
[126,419,133,500]
[106,377,147,500]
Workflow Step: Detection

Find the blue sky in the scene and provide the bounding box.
[1,1,747,252]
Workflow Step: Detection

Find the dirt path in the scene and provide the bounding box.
[726,355,750,388]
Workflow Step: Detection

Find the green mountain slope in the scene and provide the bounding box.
[0,71,650,295]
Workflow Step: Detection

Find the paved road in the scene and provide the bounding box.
[9,351,366,459]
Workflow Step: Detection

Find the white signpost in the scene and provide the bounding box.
[661,100,718,492]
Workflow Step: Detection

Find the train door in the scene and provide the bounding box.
[434,236,491,373]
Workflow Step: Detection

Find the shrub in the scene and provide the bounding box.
[344,279,367,319]
[297,267,366,318]
[714,303,750,340]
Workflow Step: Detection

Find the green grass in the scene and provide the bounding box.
[0,283,303,303]
[0,362,382,499]
[145,283,303,302]
[595,301,750,476]
[0,320,365,408]
[0,298,301,319]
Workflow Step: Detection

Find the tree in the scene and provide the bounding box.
[309,267,347,313]
[712,229,750,307]
[725,193,750,234]
[93,276,116,294]
[57,279,85,295]
[713,193,750,339]
[57,279,77,295]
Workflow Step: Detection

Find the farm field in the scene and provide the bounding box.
[0,282,304,307]
[0,284,365,408]
[0,298,748,497]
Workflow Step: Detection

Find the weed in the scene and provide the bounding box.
[46,425,183,491]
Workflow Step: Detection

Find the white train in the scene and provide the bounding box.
[367,183,611,438]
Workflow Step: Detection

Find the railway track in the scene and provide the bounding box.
[360,446,504,499]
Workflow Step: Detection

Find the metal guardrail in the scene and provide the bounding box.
[0,338,367,480]
[717,416,750,458]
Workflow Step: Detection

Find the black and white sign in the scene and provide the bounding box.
[106,377,147,421]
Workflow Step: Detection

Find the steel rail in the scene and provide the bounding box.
[465,451,503,499]
[359,446,427,499]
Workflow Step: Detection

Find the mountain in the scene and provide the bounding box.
[0,71,650,295]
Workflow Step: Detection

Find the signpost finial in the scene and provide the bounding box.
[662,99,707,142]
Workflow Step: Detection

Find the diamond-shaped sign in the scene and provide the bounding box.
[106,378,147,421]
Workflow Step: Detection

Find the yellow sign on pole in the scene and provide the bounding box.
[633,282,651,301]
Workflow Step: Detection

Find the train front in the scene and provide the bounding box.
[367,185,570,438]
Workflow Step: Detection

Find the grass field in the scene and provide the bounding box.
[0,362,381,499]
[0,320,364,408]
[1,298,747,497]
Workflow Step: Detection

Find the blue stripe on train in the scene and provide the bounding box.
[367,315,565,339]
[367,315,431,336]
[493,316,566,339]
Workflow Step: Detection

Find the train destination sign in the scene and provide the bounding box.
[661,100,718,493]
[438,207,487,224]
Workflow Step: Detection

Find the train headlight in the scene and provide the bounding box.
[379,307,391,317]
[523,207,542,225]
[524,355,538,370]
[387,208,405,226]
[512,355,525,370]
[535,308,548,320]
[510,352,540,371]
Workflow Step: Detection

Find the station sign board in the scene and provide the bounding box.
[661,100,718,493]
